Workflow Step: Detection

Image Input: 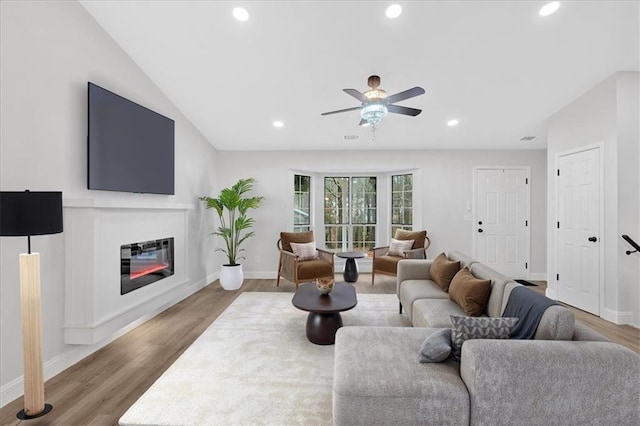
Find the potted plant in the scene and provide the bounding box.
[200,178,264,290]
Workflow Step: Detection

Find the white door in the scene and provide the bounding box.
[557,147,601,315]
[474,168,529,278]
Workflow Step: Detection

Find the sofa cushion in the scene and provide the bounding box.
[418,328,452,363]
[469,263,509,317]
[430,253,460,292]
[395,229,427,249]
[399,280,449,323]
[449,268,492,316]
[334,327,470,425]
[450,316,519,361]
[412,298,468,328]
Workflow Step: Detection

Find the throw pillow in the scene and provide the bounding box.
[387,238,414,256]
[450,315,519,361]
[418,328,452,363]
[430,253,461,292]
[290,241,318,261]
[280,231,314,253]
[448,268,492,316]
[394,229,427,249]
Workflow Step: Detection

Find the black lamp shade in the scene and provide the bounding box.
[0,191,63,236]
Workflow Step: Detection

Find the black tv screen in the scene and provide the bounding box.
[88,82,175,195]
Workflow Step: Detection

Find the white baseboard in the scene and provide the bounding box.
[0,277,211,408]
[601,308,636,326]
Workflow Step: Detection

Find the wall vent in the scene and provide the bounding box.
[520,136,536,141]
[344,135,359,140]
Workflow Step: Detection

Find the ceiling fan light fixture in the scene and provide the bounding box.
[361,103,388,125]
[364,88,387,100]
[386,4,402,19]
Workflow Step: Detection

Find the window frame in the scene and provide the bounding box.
[293,174,311,233]
[391,173,413,237]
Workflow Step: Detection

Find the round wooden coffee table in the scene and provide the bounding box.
[292,283,357,345]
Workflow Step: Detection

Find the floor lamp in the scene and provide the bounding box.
[0,190,63,419]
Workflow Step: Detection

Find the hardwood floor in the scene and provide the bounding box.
[0,275,637,425]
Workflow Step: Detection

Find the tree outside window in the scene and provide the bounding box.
[391,174,413,236]
[324,176,376,254]
[294,174,311,232]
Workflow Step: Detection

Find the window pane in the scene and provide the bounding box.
[324,177,349,224]
[352,177,376,224]
[391,173,413,230]
[352,226,376,254]
[324,225,347,252]
[294,175,311,226]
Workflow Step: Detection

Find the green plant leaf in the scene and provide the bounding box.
[199,178,263,265]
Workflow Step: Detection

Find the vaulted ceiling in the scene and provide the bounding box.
[80,1,638,151]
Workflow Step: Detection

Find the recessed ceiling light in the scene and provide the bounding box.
[233,7,249,22]
[539,2,560,17]
[385,4,402,19]
[447,119,459,127]
[273,121,284,128]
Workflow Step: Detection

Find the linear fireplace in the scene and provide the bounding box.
[121,237,174,295]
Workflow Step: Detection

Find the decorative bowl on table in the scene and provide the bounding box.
[315,277,335,294]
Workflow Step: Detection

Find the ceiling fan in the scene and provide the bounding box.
[321,75,425,127]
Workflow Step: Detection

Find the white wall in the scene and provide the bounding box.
[547,72,640,326]
[0,1,219,406]
[215,149,547,278]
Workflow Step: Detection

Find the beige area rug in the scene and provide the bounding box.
[119,291,410,426]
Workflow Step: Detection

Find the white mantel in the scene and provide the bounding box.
[63,199,193,344]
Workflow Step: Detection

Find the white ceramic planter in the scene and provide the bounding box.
[219,264,244,290]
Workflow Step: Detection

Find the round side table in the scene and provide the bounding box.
[336,252,366,282]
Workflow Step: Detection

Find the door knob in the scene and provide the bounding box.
[588,236,597,242]
[478,221,483,225]
[478,228,483,233]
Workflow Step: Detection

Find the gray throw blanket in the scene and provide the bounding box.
[502,286,557,339]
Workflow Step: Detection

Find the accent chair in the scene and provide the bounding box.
[277,231,335,288]
[371,229,431,285]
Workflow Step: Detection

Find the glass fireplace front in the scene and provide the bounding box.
[121,237,174,295]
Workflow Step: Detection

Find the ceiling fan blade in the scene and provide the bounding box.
[385,87,425,104]
[358,118,371,127]
[321,106,362,116]
[343,88,368,103]
[387,104,422,116]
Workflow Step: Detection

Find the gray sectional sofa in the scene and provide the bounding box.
[333,251,640,425]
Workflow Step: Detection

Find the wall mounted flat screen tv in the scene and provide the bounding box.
[88,82,175,195]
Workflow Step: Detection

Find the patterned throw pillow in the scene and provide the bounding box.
[387,238,414,256]
[449,315,519,361]
[290,242,318,261]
